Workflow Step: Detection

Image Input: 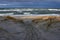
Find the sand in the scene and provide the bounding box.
[0,16,60,40]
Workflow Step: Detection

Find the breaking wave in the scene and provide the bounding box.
[0,8,60,16]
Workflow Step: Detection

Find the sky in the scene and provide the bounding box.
[0,0,60,8]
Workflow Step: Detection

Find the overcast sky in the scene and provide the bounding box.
[0,0,60,8]
[0,0,60,2]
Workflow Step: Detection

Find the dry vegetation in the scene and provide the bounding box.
[1,16,60,24]
[0,16,60,40]
[0,16,60,30]
[3,16,24,23]
[31,16,60,30]
[32,16,60,23]
[0,16,60,22]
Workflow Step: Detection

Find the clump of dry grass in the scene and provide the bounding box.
[32,16,60,30]
[5,16,17,20]
[32,18,42,24]
[3,16,24,23]
[44,16,60,30]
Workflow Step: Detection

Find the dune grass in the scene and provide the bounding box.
[1,16,24,23]
[32,16,60,31]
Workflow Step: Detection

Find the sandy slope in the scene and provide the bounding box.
[0,16,60,40]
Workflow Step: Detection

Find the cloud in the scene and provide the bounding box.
[0,4,8,6]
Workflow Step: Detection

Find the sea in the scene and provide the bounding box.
[0,8,60,16]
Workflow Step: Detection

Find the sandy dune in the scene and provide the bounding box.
[0,16,60,40]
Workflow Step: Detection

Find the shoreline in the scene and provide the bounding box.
[0,14,60,16]
[0,14,59,21]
